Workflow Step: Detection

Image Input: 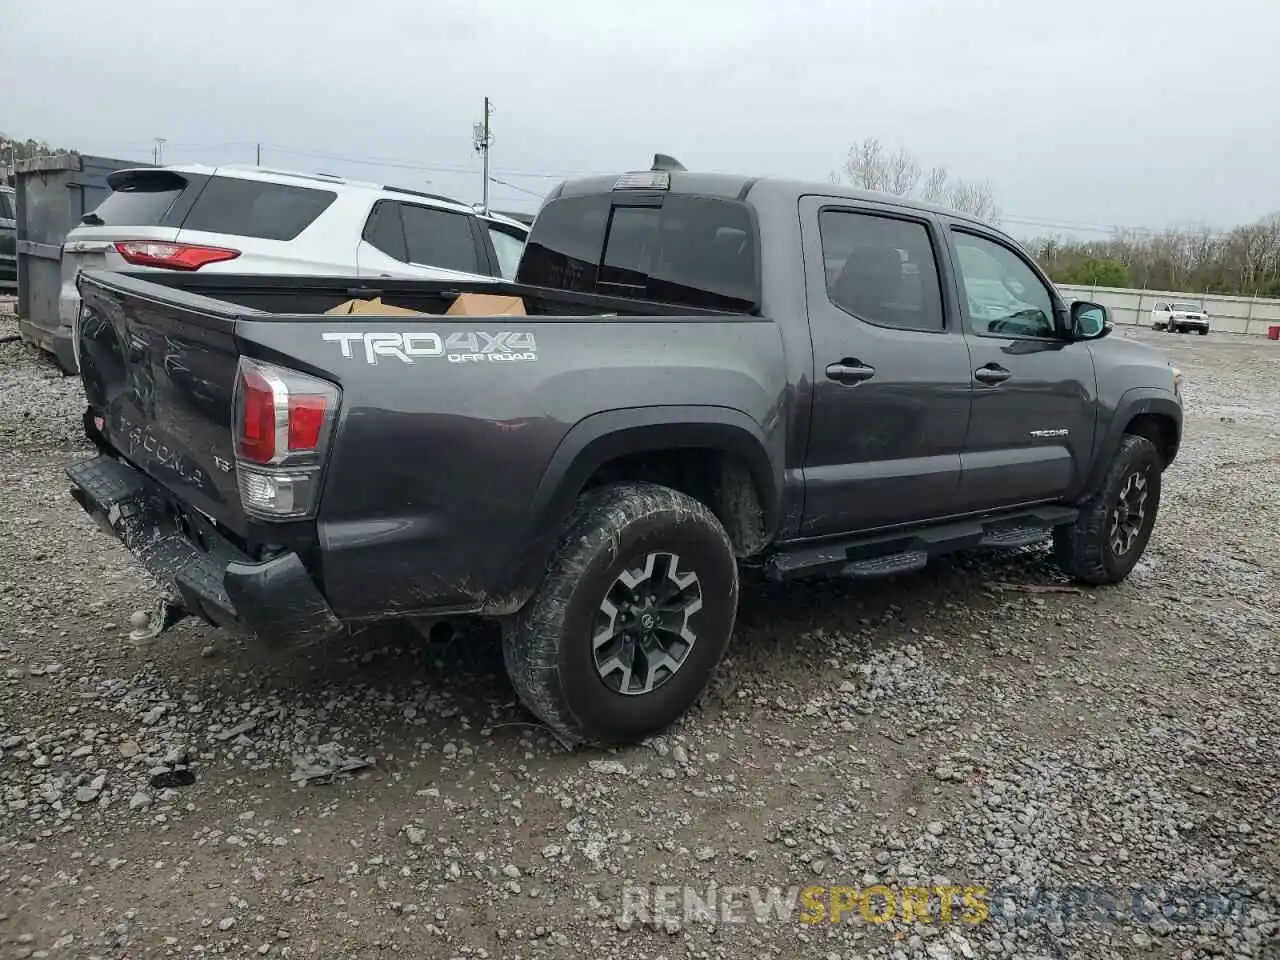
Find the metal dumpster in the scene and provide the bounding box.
[0,186,16,292]
[15,153,149,372]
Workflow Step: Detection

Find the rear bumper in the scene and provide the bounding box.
[67,453,343,644]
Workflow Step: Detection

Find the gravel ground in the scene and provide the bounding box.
[1,303,1277,960]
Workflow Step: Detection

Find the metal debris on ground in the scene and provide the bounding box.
[290,743,372,784]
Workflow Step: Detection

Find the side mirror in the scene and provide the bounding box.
[1071,300,1110,340]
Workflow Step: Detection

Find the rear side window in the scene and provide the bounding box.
[820,210,945,331]
[181,177,336,241]
[91,171,189,226]
[363,201,408,261]
[518,194,758,311]
[0,191,14,220]
[400,204,480,274]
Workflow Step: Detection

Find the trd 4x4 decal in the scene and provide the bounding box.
[321,331,537,365]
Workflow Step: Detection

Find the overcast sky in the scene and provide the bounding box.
[4,0,1277,237]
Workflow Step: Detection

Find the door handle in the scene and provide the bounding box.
[825,360,876,384]
[974,364,1010,385]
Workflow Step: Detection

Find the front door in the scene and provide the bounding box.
[799,197,974,537]
[943,224,1098,511]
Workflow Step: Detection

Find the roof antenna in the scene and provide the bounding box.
[651,153,686,172]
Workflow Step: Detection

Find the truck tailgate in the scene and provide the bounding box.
[75,270,252,535]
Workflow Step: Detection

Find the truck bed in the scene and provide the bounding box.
[71,269,784,628]
[121,271,741,319]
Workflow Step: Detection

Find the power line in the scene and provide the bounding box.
[261,144,586,180]
[489,176,544,198]
[59,135,1243,237]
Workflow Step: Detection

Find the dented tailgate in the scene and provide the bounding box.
[75,270,252,535]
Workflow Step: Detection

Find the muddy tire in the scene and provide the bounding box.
[502,482,738,747]
[1054,434,1162,585]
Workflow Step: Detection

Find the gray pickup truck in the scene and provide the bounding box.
[67,161,1183,746]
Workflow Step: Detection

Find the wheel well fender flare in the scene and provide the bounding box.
[1084,388,1182,497]
[510,405,781,590]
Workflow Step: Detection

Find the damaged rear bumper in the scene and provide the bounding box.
[67,454,343,644]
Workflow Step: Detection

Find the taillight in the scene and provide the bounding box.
[114,241,240,271]
[232,358,340,520]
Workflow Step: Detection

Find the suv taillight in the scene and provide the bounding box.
[114,241,240,271]
[232,358,340,519]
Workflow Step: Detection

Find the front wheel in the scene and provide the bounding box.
[502,482,739,746]
[1054,434,1162,584]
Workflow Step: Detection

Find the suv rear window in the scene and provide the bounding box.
[89,172,337,241]
[517,194,758,312]
[91,171,189,226]
[182,178,336,241]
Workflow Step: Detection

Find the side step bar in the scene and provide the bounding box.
[764,505,1078,581]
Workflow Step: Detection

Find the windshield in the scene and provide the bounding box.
[1171,302,1202,312]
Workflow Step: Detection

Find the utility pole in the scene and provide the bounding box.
[473,97,494,214]
[256,143,261,165]
[153,137,166,165]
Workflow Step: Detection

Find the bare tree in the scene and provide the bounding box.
[947,179,1000,223]
[920,166,949,203]
[886,147,921,197]
[1029,214,1280,297]
[835,138,1000,224]
[843,138,888,193]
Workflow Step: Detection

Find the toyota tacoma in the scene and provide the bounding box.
[66,160,1183,746]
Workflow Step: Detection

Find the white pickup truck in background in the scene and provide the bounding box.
[1151,299,1210,335]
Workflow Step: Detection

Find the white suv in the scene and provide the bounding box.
[1151,299,1210,335]
[59,164,530,352]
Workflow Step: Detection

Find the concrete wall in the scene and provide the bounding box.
[1054,283,1280,337]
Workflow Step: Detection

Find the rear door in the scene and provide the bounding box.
[356,200,498,281]
[943,223,1097,510]
[799,196,973,536]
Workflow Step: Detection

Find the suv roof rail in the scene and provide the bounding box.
[226,165,348,184]
[382,185,467,205]
[651,153,686,172]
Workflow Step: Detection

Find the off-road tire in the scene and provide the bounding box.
[1053,434,1162,584]
[502,482,738,747]
[1197,328,1208,336]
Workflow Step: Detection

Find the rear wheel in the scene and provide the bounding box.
[502,482,738,746]
[1054,434,1161,584]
